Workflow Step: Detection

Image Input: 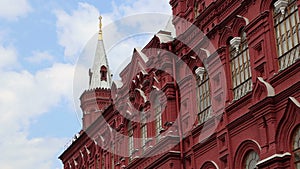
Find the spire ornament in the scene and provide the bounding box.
[89,16,112,89]
[98,16,103,40]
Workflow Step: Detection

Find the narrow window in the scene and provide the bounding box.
[194,2,199,18]
[101,152,105,169]
[140,111,147,151]
[111,143,114,169]
[230,30,252,100]
[273,0,300,70]
[128,122,134,161]
[195,67,212,124]
[100,66,107,81]
[154,98,162,140]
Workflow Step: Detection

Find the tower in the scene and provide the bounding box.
[80,16,112,130]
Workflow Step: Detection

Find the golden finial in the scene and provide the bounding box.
[98,16,103,40]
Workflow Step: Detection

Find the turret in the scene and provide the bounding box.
[80,16,112,130]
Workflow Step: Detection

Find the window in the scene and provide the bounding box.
[100,66,107,81]
[244,151,259,169]
[230,30,252,100]
[154,98,162,140]
[274,0,300,70]
[195,68,212,124]
[128,122,134,161]
[111,143,114,169]
[292,126,300,168]
[96,156,100,169]
[101,153,105,169]
[140,111,147,150]
[194,2,199,18]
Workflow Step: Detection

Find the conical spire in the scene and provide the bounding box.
[89,16,112,89]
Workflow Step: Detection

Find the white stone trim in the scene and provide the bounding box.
[256,152,291,166]
[236,15,249,25]
[274,0,289,15]
[230,37,242,52]
[249,139,262,151]
[289,97,300,108]
[210,161,219,169]
[200,48,211,58]
[195,67,205,80]
[257,77,275,97]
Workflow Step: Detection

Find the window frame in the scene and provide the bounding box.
[140,111,148,151]
[243,150,260,169]
[229,30,252,100]
[128,122,134,161]
[196,69,212,124]
[273,0,300,70]
[154,98,162,141]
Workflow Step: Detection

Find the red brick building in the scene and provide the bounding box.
[59,0,300,168]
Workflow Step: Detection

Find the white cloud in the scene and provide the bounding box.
[0,44,18,69]
[103,0,172,76]
[54,0,172,63]
[26,51,55,64]
[114,0,171,16]
[0,0,32,20]
[54,2,100,61]
[0,63,75,169]
[0,63,75,132]
[0,134,66,169]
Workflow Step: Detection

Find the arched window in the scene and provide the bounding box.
[100,66,107,81]
[243,150,259,169]
[273,0,300,70]
[128,122,134,161]
[200,161,218,169]
[195,67,211,124]
[292,126,300,168]
[140,111,147,151]
[229,30,252,100]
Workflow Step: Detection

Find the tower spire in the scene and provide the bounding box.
[98,16,103,40]
[88,16,112,89]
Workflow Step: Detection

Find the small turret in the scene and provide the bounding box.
[81,16,112,130]
[89,16,112,90]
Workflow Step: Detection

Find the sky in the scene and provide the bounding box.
[0,0,171,168]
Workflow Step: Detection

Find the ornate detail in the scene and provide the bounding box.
[232,15,249,35]
[230,37,242,52]
[233,140,261,169]
[218,26,233,47]
[253,77,275,102]
[274,0,289,14]
[276,97,300,151]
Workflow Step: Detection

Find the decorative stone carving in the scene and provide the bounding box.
[236,15,249,25]
[253,77,275,102]
[230,37,242,52]
[195,67,205,80]
[274,0,289,15]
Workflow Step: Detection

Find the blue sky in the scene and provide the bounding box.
[0,0,171,168]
